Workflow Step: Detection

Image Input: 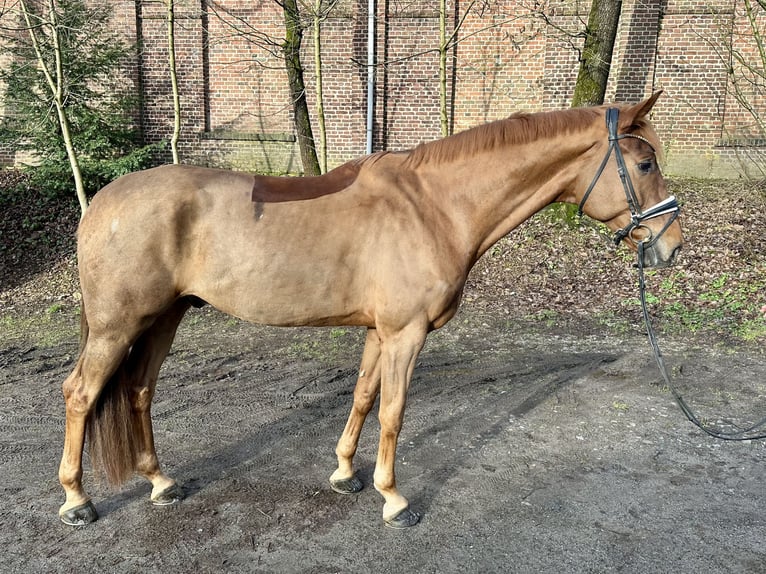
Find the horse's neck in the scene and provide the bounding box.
[420,135,589,261]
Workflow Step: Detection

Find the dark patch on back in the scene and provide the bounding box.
[251,159,364,203]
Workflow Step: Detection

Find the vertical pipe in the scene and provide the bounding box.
[366,0,375,154]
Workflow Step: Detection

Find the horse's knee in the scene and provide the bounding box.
[353,393,376,415]
[353,381,378,411]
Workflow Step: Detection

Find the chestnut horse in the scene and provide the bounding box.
[58,94,682,528]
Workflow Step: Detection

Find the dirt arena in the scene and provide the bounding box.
[1,306,764,573]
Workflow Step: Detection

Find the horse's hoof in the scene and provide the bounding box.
[384,507,420,529]
[59,501,98,526]
[151,483,185,506]
[330,475,364,495]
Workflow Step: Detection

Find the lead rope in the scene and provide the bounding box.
[636,242,766,440]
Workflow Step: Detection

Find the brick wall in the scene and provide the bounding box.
[2,0,764,177]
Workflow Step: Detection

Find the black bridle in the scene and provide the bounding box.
[578,107,679,247]
[581,108,766,441]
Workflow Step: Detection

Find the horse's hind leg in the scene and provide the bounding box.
[125,299,190,505]
[329,328,382,494]
[59,335,134,525]
[59,300,188,525]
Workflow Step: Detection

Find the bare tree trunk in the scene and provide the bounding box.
[438,0,477,137]
[312,0,327,173]
[729,0,765,136]
[282,0,321,176]
[167,0,181,164]
[724,0,766,178]
[19,0,88,217]
[439,0,449,137]
[571,0,622,107]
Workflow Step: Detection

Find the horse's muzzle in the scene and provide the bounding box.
[642,243,681,269]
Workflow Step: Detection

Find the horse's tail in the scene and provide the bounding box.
[82,301,139,487]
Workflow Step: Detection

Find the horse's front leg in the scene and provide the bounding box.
[373,323,427,528]
[330,328,382,494]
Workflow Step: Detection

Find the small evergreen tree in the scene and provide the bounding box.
[0,0,161,210]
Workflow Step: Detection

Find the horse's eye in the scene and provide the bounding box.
[637,160,654,174]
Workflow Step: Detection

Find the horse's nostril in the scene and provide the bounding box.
[670,245,682,263]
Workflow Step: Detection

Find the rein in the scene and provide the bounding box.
[584,107,766,441]
[636,242,766,441]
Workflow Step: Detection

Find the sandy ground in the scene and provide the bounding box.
[1,307,765,574]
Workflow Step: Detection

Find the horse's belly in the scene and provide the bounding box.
[186,254,373,328]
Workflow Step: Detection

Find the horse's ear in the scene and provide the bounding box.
[620,91,663,129]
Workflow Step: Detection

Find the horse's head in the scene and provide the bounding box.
[575,92,683,268]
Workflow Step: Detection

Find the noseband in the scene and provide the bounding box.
[578,107,680,247]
